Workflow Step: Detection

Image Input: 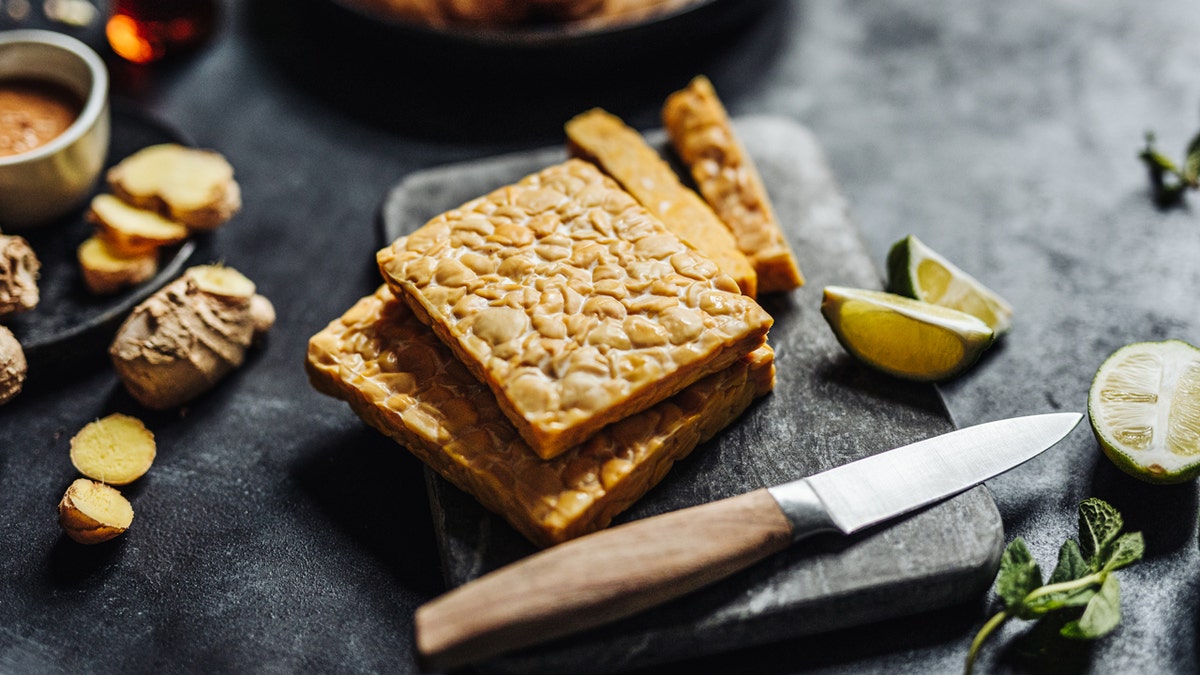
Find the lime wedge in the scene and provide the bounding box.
[821,286,995,381]
[886,235,1013,335]
[1088,340,1200,484]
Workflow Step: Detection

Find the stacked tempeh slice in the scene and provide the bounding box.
[307,81,800,548]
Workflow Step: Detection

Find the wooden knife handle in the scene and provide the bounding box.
[414,488,794,671]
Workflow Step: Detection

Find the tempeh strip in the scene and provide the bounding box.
[663,76,804,293]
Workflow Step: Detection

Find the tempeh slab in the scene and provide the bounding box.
[306,285,775,548]
[377,159,773,460]
[663,76,804,293]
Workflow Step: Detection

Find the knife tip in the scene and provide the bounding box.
[1039,411,1085,440]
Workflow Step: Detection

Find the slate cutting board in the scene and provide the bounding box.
[380,116,1003,674]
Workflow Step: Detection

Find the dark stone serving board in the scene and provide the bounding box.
[380,116,1003,674]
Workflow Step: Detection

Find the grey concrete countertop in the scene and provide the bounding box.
[2,1,1198,673]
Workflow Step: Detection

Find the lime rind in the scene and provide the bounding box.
[820,286,995,382]
[1088,339,1200,484]
[886,234,1014,335]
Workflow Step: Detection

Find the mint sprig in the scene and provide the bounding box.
[964,498,1144,674]
[1140,130,1200,206]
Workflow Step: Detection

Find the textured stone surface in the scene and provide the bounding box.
[382,117,1003,673]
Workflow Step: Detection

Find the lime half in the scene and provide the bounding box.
[1088,340,1200,484]
[821,286,995,382]
[887,235,1013,335]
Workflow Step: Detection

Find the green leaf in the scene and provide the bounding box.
[966,499,1143,669]
[996,538,1043,610]
[1139,129,1197,205]
[1078,498,1123,569]
[1140,131,1181,174]
[1022,540,1096,614]
[1048,540,1089,584]
[1102,532,1145,572]
[1061,574,1121,639]
[1142,147,1180,174]
[1024,585,1096,615]
[1183,131,1200,185]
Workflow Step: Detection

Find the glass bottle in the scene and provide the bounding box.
[106,0,217,64]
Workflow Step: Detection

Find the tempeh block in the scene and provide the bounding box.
[565,108,759,298]
[377,159,773,460]
[663,76,804,293]
[306,286,776,548]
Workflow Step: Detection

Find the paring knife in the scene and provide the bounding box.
[415,411,1083,671]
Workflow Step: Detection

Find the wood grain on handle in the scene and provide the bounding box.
[415,488,794,671]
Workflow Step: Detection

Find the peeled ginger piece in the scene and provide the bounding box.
[89,193,190,255]
[58,478,134,544]
[107,143,241,230]
[77,236,158,295]
[70,413,156,485]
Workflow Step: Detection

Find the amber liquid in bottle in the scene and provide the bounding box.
[106,0,217,64]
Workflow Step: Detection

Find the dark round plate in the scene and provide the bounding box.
[321,0,772,67]
[330,0,724,47]
[4,101,198,367]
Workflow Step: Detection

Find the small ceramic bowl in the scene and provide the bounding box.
[0,30,110,229]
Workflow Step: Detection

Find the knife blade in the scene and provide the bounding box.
[415,411,1082,671]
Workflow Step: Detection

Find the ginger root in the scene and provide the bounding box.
[0,233,40,317]
[70,413,156,485]
[88,194,190,255]
[0,325,26,405]
[58,478,134,544]
[110,265,275,409]
[107,144,241,231]
[77,236,158,295]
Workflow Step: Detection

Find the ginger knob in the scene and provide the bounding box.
[110,265,275,409]
[0,325,26,405]
[0,234,40,317]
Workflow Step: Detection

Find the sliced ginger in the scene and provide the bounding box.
[89,194,190,256]
[70,413,156,485]
[79,144,241,295]
[59,414,153,543]
[77,236,158,295]
[58,478,134,544]
[189,264,256,298]
[107,143,241,230]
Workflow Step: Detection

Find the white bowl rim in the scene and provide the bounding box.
[0,29,109,167]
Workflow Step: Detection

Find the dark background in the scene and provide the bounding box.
[2,1,1199,673]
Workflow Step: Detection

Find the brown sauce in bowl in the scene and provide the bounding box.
[0,79,83,157]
